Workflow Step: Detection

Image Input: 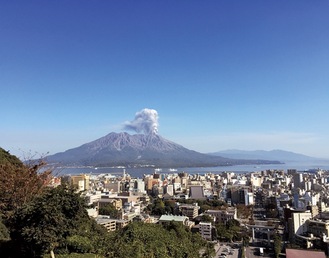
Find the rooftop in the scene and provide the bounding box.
[159,215,189,222]
[286,249,326,258]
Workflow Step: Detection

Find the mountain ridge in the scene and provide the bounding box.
[46,132,282,168]
[208,149,322,162]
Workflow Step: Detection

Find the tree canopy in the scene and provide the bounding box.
[0,150,52,219]
[216,219,243,242]
[108,221,206,258]
[9,184,109,257]
[98,203,120,219]
[0,148,214,257]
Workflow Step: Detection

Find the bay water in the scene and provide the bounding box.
[53,160,329,178]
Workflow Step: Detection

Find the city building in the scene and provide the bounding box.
[95,216,117,232]
[205,207,237,224]
[199,222,212,240]
[189,186,206,200]
[158,215,191,227]
[70,174,90,191]
[179,203,200,220]
[286,248,325,258]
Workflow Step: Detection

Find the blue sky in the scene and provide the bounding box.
[1,1,329,159]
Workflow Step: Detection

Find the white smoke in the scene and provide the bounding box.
[123,108,159,135]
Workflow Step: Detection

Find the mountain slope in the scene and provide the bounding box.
[46,133,281,167]
[209,149,317,162]
[0,147,22,166]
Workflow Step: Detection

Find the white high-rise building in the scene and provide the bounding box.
[292,211,312,235]
[135,179,146,193]
[165,184,174,196]
[244,190,254,205]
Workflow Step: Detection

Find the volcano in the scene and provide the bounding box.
[46,132,280,168]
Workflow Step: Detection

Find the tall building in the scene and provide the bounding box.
[244,190,254,205]
[293,173,303,189]
[165,184,174,196]
[288,210,312,242]
[134,179,146,193]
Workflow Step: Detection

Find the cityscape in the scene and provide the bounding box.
[2,1,329,258]
[2,143,329,257]
[64,166,329,257]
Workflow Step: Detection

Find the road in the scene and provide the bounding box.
[213,242,240,258]
[245,246,257,258]
[245,246,271,258]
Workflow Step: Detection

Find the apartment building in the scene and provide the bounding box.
[179,203,200,220]
[199,222,212,240]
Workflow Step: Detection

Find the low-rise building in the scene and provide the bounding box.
[179,203,200,220]
[158,215,190,227]
[199,222,212,240]
[307,219,329,238]
[286,248,325,258]
[95,216,117,232]
[205,207,237,224]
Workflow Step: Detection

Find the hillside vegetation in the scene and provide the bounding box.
[0,148,22,166]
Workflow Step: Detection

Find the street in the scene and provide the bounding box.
[245,246,271,258]
[213,242,240,258]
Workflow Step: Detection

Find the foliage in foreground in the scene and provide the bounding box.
[3,183,207,258]
[8,185,109,257]
[108,221,207,258]
[0,150,52,219]
[0,149,209,258]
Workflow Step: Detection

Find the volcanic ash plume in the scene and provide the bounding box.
[124,108,159,135]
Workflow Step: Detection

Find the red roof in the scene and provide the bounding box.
[286,249,326,258]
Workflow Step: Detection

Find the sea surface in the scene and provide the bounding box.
[53,160,329,178]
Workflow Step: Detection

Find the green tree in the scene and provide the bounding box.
[148,198,166,215]
[0,156,51,219]
[199,204,212,213]
[202,242,216,258]
[98,203,119,218]
[273,232,282,258]
[9,184,108,257]
[215,223,227,240]
[226,219,240,228]
[0,218,9,240]
[200,214,214,223]
[242,233,250,247]
[164,200,176,214]
[236,204,253,219]
[216,219,241,242]
[109,221,206,258]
